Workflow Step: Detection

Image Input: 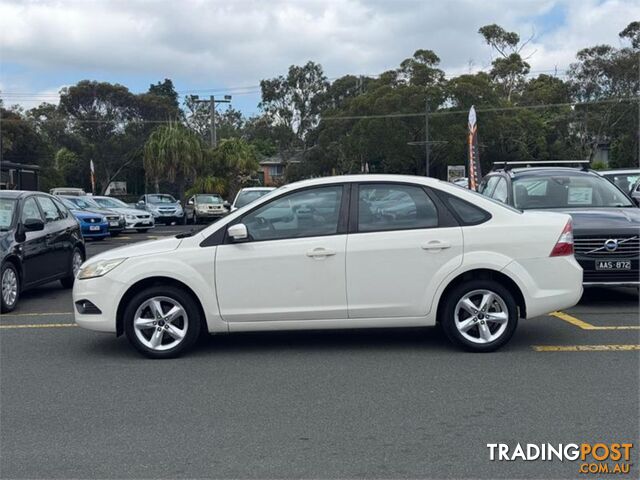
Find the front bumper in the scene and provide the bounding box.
[74,274,123,333]
[195,209,227,218]
[125,218,155,229]
[80,225,110,238]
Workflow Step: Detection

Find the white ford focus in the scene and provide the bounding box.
[74,175,583,358]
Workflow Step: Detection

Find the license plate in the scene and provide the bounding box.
[89,225,101,231]
[142,220,151,224]
[109,221,119,227]
[595,260,631,270]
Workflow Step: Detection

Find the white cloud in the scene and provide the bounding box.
[0,0,638,100]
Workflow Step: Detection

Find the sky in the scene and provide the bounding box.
[0,0,638,115]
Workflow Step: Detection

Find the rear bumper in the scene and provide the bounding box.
[583,281,639,287]
[502,256,583,319]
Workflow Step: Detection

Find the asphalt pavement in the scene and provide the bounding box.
[1,224,639,479]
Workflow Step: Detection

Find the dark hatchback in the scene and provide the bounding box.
[0,191,85,312]
[479,166,640,287]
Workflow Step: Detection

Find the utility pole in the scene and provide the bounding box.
[190,94,232,148]
[408,99,446,177]
[425,99,430,176]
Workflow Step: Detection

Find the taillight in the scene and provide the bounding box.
[550,219,574,257]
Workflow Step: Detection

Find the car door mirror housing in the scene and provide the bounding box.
[187,199,194,205]
[23,218,45,232]
[228,223,248,242]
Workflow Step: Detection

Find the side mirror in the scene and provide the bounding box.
[228,223,248,242]
[177,200,182,205]
[24,218,45,232]
[223,201,230,208]
[187,199,194,205]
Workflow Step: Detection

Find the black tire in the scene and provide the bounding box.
[124,285,202,359]
[1,261,20,313]
[137,228,150,233]
[61,247,84,289]
[181,215,187,225]
[440,279,518,352]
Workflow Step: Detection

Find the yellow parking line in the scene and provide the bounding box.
[112,236,132,240]
[533,344,640,352]
[550,311,640,330]
[1,312,73,317]
[0,323,76,329]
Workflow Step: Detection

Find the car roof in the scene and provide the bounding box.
[488,167,600,178]
[0,190,50,199]
[278,174,444,191]
[239,187,276,192]
[598,169,640,175]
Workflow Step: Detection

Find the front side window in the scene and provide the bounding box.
[480,176,499,197]
[241,186,343,241]
[358,184,438,232]
[492,177,509,203]
[37,196,62,222]
[21,197,43,223]
[51,198,69,218]
[512,174,634,209]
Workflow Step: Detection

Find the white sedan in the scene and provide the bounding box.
[73,175,583,358]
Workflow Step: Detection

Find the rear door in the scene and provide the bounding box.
[346,182,463,318]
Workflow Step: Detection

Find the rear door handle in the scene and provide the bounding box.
[306,248,336,258]
[421,240,451,250]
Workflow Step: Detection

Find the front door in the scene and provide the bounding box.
[216,185,348,322]
[346,183,463,318]
[19,196,53,286]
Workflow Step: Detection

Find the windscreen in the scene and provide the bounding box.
[512,174,633,209]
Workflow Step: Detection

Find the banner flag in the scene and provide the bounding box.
[90,160,96,194]
[468,106,482,191]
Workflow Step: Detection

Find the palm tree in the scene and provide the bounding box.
[143,121,205,197]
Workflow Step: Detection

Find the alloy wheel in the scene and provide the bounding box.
[2,268,18,307]
[454,289,509,344]
[72,251,83,277]
[133,296,189,351]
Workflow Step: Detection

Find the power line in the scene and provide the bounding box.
[320,97,640,121]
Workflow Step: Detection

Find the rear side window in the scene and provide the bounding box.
[358,184,438,232]
[438,192,491,225]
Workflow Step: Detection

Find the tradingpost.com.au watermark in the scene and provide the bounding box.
[487,443,635,475]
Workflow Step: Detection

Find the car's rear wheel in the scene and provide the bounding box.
[61,247,84,289]
[124,286,202,358]
[441,279,517,352]
[1,262,20,313]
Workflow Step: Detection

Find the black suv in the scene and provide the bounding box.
[0,191,85,312]
[479,162,640,287]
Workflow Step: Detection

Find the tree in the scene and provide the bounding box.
[259,61,329,156]
[143,121,205,198]
[478,24,532,102]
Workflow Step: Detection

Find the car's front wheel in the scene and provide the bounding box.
[441,279,518,352]
[61,247,84,289]
[123,285,202,358]
[1,262,20,313]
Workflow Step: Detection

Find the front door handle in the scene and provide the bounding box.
[306,248,336,258]
[421,240,451,250]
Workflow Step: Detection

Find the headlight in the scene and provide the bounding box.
[78,258,126,280]
[125,214,136,220]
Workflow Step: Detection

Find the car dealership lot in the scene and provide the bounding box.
[1,225,638,479]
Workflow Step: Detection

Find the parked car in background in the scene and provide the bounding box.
[91,196,154,232]
[597,168,640,196]
[50,187,86,196]
[74,174,583,358]
[61,195,125,236]
[231,187,275,211]
[59,198,110,240]
[137,194,185,225]
[1,190,85,312]
[479,162,639,287]
[184,194,229,224]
